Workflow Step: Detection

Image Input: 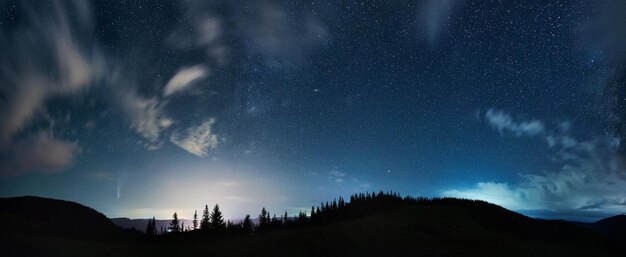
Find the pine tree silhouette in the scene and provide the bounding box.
[258,207,270,229]
[200,205,210,231]
[210,204,225,231]
[192,210,198,230]
[242,214,253,232]
[169,212,180,233]
[145,217,155,235]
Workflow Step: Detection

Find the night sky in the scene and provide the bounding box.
[1,0,625,222]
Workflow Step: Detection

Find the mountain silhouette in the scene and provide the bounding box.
[112,217,193,232]
[0,196,123,240]
[1,195,624,257]
[577,214,626,246]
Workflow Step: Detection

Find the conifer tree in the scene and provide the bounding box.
[258,207,270,228]
[170,212,180,232]
[210,204,225,230]
[145,217,155,235]
[297,210,307,223]
[192,210,198,230]
[200,204,210,230]
[242,214,253,232]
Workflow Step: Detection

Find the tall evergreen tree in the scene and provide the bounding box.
[145,217,155,235]
[297,210,308,223]
[200,204,210,230]
[210,204,225,230]
[242,214,253,232]
[258,207,270,228]
[170,212,180,232]
[192,210,198,230]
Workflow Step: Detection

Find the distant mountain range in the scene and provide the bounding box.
[111,217,194,232]
[111,217,261,232]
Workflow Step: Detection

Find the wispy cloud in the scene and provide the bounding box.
[417,0,462,46]
[445,110,626,215]
[0,1,103,144]
[0,131,79,176]
[484,109,545,137]
[120,91,173,150]
[245,1,328,65]
[0,1,102,175]
[328,170,346,183]
[163,65,210,97]
[170,118,219,157]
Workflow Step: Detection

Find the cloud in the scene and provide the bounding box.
[170,118,219,157]
[171,0,327,67]
[88,171,115,181]
[445,111,626,215]
[245,1,328,64]
[120,91,173,149]
[0,1,103,143]
[328,170,346,183]
[484,109,545,137]
[163,65,210,96]
[167,3,230,66]
[0,132,79,176]
[0,1,101,175]
[417,0,462,45]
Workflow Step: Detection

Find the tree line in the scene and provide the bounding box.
[145,191,438,236]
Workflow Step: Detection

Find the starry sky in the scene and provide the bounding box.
[1,0,625,222]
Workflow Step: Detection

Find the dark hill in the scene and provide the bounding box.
[0,196,122,240]
[577,214,626,245]
[1,195,624,257]
[594,214,626,237]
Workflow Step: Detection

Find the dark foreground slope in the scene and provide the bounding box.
[1,196,623,257]
[577,215,626,245]
[0,196,123,239]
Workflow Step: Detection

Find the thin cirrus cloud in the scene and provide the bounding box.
[163,65,210,97]
[170,118,219,158]
[444,109,626,217]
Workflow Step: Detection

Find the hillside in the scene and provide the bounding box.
[0,196,123,240]
[1,195,624,257]
[575,214,626,245]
